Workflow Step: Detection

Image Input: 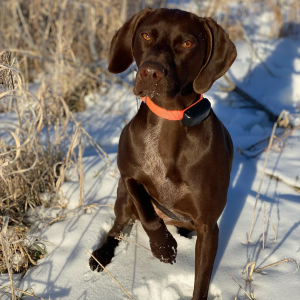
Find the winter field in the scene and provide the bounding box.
[0,1,300,300]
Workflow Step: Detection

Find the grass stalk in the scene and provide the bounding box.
[0,217,16,300]
[248,110,289,242]
[227,272,254,300]
[86,250,133,299]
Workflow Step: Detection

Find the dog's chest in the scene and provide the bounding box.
[139,121,189,206]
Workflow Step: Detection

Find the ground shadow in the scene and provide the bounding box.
[212,36,298,280]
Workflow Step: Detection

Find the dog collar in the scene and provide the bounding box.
[141,94,211,126]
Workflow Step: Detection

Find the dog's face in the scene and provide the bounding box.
[108,8,237,109]
[132,9,207,107]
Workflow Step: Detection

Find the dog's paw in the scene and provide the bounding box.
[89,238,119,272]
[149,232,177,264]
[89,247,112,272]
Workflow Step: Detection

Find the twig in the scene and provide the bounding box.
[227,273,253,300]
[269,216,277,242]
[262,202,266,250]
[0,286,48,300]
[57,98,112,173]
[236,20,275,77]
[78,124,84,207]
[245,258,299,284]
[86,250,133,299]
[248,110,288,243]
[17,288,48,300]
[0,216,16,300]
[240,123,300,158]
[84,6,98,61]
[46,203,114,226]
[245,261,256,284]
[223,74,278,122]
[254,258,299,274]
[115,232,151,252]
[15,2,37,51]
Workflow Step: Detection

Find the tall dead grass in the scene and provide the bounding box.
[0,53,76,275]
[0,0,122,276]
[194,0,300,40]
[0,0,123,111]
[0,49,114,274]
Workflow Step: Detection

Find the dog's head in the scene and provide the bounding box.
[108,8,237,109]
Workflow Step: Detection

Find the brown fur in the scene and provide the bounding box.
[89,8,237,300]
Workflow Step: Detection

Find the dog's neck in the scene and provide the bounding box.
[141,94,203,121]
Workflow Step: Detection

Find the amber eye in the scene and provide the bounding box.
[182,41,193,48]
[142,33,151,41]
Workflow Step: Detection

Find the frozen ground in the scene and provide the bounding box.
[1,3,300,300]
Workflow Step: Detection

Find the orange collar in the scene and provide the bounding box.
[141,94,203,121]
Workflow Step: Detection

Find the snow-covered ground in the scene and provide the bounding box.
[1,3,300,300]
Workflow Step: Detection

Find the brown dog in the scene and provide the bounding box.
[89,8,237,300]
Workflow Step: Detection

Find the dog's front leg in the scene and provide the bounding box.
[192,222,219,300]
[124,177,177,264]
[89,177,134,272]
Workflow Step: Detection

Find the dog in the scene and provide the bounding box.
[89,7,237,300]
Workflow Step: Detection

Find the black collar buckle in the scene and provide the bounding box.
[182,98,211,127]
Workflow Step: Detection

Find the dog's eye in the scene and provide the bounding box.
[142,33,151,41]
[182,41,193,48]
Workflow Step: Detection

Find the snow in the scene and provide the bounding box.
[1,2,300,300]
[257,130,300,189]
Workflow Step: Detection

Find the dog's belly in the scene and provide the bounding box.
[145,174,192,222]
[152,202,179,222]
[151,198,191,223]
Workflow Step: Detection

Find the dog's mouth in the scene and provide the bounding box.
[133,76,171,100]
[134,89,164,101]
[133,85,162,100]
[135,89,146,98]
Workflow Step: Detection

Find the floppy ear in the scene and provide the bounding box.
[193,18,237,94]
[108,8,152,74]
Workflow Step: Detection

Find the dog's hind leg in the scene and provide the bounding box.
[177,227,193,238]
[89,177,136,272]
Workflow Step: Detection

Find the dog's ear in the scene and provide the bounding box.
[193,18,237,94]
[108,8,152,74]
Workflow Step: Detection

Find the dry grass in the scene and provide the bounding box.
[245,258,299,284]
[0,62,56,274]
[193,0,300,40]
[0,0,122,276]
[0,0,123,111]
[0,51,105,279]
[268,216,277,242]
[0,286,49,300]
[0,54,112,275]
[227,272,254,300]
[115,232,152,252]
[248,110,290,243]
[46,203,114,226]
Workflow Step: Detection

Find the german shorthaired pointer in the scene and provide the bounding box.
[90,7,236,300]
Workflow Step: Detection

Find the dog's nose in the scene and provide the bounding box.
[139,63,166,82]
